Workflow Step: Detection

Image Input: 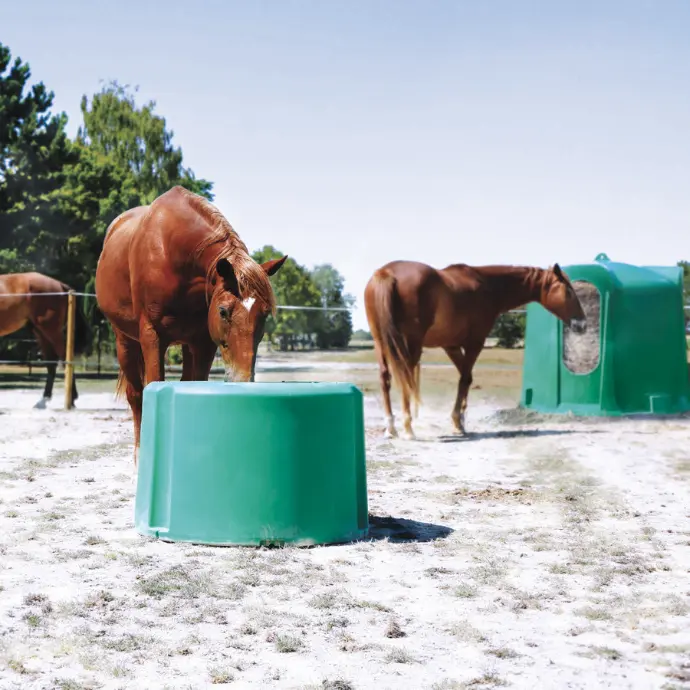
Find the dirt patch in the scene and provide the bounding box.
[1,387,690,688]
[451,486,535,502]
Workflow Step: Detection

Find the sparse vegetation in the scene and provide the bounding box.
[209,666,235,684]
[274,634,304,653]
[384,647,417,664]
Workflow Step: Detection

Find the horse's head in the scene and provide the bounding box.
[542,264,587,333]
[208,255,287,381]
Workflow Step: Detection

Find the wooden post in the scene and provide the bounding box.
[64,291,76,410]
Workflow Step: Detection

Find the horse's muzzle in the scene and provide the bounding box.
[223,369,254,383]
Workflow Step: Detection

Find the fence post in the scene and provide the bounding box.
[64,291,76,410]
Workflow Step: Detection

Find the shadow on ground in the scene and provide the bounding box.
[366,514,453,543]
[436,428,601,443]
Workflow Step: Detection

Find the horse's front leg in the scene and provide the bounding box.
[139,320,166,385]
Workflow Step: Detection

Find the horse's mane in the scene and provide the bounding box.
[449,264,546,291]
[183,190,276,314]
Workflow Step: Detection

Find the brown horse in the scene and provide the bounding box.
[0,272,90,408]
[95,186,287,464]
[364,261,586,440]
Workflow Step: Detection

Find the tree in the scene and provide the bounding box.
[77,81,213,203]
[310,264,354,348]
[251,245,322,350]
[352,329,373,341]
[678,261,690,326]
[490,312,526,349]
[0,42,75,276]
[678,261,690,302]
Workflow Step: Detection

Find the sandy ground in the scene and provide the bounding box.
[0,384,689,690]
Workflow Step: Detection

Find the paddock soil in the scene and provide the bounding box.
[0,352,689,690]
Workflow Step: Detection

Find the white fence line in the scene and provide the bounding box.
[4,290,690,313]
[0,290,352,310]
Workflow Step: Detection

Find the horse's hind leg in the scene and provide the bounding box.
[115,334,145,474]
[181,338,216,382]
[32,330,57,409]
[180,345,194,381]
[412,362,421,419]
[401,341,422,441]
[374,342,397,438]
[445,343,482,435]
[190,338,218,381]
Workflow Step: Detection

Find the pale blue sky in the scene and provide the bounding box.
[5,0,690,329]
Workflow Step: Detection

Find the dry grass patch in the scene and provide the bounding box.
[583,646,624,661]
[454,583,478,599]
[486,646,520,659]
[209,666,235,684]
[575,605,614,621]
[448,620,488,644]
[384,646,418,664]
[274,633,304,653]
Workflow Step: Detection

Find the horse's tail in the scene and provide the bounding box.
[365,270,420,408]
[60,283,91,356]
[115,347,144,402]
[413,363,422,418]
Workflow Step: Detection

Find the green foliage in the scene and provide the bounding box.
[310,264,354,349]
[352,329,373,341]
[491,312,526,349]
[252,245,322,350]
[0,42,75,276]
[677,261,690,318]
[77,81,213,202]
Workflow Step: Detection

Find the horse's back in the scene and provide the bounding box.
[0,273,56,336]
[103,205,149,246]
[0,272,65,295]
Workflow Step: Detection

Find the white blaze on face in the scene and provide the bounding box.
[241,296,256,312]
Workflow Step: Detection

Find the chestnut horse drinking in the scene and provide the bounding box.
[95,186,286,464]
[364,261,586,439]
[0,272,90,408]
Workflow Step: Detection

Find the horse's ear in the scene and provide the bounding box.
[216,258,240,297]
[553,263,565,281]
[262,255,288,277]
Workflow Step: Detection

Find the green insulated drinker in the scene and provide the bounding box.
[134,381,369,546]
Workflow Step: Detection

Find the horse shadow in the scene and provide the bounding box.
[364,513,453,543]
[435,428,602,443]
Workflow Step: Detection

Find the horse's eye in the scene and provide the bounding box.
[219,306,230,320]
[220,340,227,348]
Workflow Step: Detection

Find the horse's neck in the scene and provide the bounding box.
[476,267,544,315]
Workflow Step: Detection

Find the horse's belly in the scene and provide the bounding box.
[0,302,28,337]
[423,322,469,349]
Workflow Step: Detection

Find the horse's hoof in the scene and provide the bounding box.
[34,398,48,410]
[383,428,398,439]
[403,430,417,441]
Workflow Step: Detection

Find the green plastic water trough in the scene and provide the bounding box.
[134,381,369,546]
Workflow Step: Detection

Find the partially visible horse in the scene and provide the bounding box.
[0,272,90,408]
[364,261,587,440]
[95,186,287,465]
